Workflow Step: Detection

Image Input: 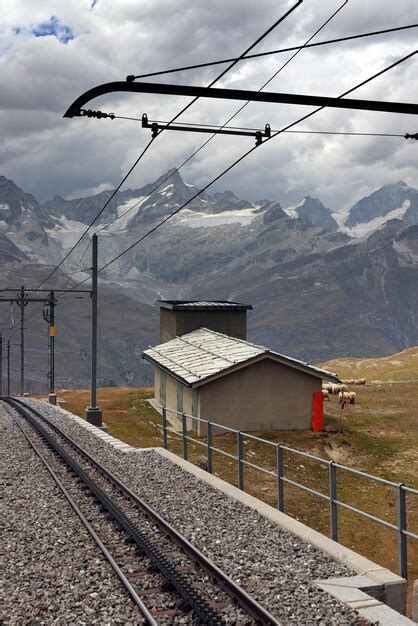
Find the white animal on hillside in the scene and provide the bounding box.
[354,378,366,385]
[339,390,357,404]
[322,389,330,400]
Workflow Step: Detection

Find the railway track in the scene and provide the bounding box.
[2,397,280,625]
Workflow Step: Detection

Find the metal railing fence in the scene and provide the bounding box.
[160,406,417,580]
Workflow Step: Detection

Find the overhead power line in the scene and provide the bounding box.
[34,136,156,290]
[66,49,416,294]
[32,0,302,291]
[127,24,418,82]
[102,114,413,138]
[93,0,349,235]
[62,239,92,287]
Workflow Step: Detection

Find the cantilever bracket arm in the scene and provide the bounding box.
[63,80,418,119]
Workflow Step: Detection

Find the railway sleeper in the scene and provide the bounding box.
[9,401,228,626]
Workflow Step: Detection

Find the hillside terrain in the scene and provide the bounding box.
[0,262,157,393]
[1,172,418,388]
[321,345,418,382]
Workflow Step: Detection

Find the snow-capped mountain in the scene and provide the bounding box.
[344,181,418,233]
[284,196,339,232]
[0,171,417,390]
[0,175,52,259]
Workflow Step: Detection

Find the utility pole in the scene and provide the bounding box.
[7,340,10,396]
[16,285,28,395]
[85,233,103,427]
[0,333,2,396]
[44,291,57,405]
[0,287,90,400]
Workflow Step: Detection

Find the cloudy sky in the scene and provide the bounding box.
[0,0,417,210]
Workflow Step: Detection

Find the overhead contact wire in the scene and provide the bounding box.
[129,24,417,80]
[96,0,347,234]
[31,1,302,291]
[65,49,416,291]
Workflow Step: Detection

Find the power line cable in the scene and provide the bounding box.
[66,51,417,294]
[34,137,155,289]
[62,238,92,287]
[96,0,348,234]
[128,24,417,81]
[31,1,302,291]
[108,114,409,137]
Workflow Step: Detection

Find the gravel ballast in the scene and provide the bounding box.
[13,398,372,625]
[1,405,145,625]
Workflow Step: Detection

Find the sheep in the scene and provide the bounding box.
[341,379,355,385]
[321,389,330,401]
[329,383,342,394]
[354,378,366,385]
[339,390,357,404]
[322,382,333,392]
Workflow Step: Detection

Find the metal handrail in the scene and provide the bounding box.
[333,463,400,487]
[282,476,329,501]
[242,458,276,477]
[160,405,417,580]
[242,432,277,447]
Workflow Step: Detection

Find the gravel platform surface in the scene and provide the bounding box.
[18,398,371,625]
[1,405,145,625]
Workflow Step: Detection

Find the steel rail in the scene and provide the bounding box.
[4,398,226,625]
[6,404,157,625]
[7,398,281,625]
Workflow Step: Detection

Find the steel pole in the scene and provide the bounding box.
[7,340,10,396]
[20,285,25,395]
[48,291,57,405]
[85,234,102,426]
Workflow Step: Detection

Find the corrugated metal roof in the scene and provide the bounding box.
[143,328,338,386]
[158,300,252,311]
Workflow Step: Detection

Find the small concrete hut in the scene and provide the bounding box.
[143,301,338,434]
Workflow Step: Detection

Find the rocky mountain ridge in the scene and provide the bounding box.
[0,172,417,389]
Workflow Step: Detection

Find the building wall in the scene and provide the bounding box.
[159,308,247,343]
[198,358,321,433]
[154,366,197,429]
[154,368,161,402]
[160,309,178,343]
[165,373,178,423]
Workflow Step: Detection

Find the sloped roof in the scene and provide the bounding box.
[143,328,339,386]
[158,300,252,311]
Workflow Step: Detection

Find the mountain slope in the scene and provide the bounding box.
[0,233,28,263]
[320,345,418,382]
[0,260,158,393]
[345,181,418,229]
[213,220,418,361]
[285,196,339,232]
[1,172,418,390]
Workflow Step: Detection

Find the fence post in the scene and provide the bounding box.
[207,421,213,474]
[398,483,407,579]
[182,412,188,461]
[276,444,284,512]
[329,461,338,542]
[162,406,168,449]
[238,431,244,490]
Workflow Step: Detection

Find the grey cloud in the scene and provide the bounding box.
[0,0,417,210]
